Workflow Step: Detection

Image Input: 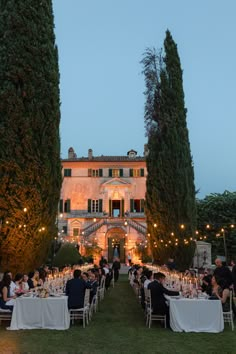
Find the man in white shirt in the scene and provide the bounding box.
[144,270,153,289]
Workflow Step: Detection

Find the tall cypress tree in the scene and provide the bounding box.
[143,31,196,269]
[0,0,61,273]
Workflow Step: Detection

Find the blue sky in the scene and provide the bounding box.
[52,0,236,198]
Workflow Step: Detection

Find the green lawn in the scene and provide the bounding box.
[0,275,235,354]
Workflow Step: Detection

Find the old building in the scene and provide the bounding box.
[58,147,148,263]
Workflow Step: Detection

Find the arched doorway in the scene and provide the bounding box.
[107,227,126,263]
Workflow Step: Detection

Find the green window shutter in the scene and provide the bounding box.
[88,169,92,177]
[65,199,70,212]
[109,169,112,177]
[99,169,103,177]
[68,169,71,177]
[140,168,144,177]
[109,199,112,216]
[88,199,91,213]
[141,199,145,212]
[129,169,133,177]
[130,199,134,212]
[99,199,103,212]
[119,169,123,177]
[121,199,124,217]
[59,199,63,213]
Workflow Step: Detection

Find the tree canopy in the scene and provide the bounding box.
[0,0,61,273]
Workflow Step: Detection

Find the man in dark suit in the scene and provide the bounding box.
[148,272,179,326]
[66,269,90,309]
[112,257,121,282]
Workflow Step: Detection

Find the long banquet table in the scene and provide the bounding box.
[9,295,70,330]
[168,297,224,333]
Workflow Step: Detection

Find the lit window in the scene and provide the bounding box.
[92,200,99,212]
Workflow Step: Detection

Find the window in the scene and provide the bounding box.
[64,169,71,177]
[109,169,123,178]
[129,168,145,177]
[88,169,103,177]
[92,200,99,212]
[73,228,79,236]
[88,199,103,213]
[130,199,145,212]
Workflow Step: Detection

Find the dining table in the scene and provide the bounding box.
[8,294,70,330]
[166,296,224,333]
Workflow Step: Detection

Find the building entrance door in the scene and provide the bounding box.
[109,199,124,217]
[108,237,125,263]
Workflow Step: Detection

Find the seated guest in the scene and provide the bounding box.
[14,273,24,295]
[82,272,89,282]
[30,270,42,287]
[4,271,16,297]
[144,271,153,289]
[66,269,91,309]
[210,276,231,312]
[27,272,35,289]
[213,258,232,287]
[148,272,179,326]
[89,272,98,303]
[22,274,29,292]
[0,274,16,311]
[201,272,212,296]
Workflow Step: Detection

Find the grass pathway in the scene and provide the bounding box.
[0,275,236,353]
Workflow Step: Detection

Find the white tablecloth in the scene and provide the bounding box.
[9,296,70,330]
[169,298,224,333]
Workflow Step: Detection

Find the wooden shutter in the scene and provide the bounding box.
[129,169,133,177]
[141,199,145,212]
[130,199,134,212]
[99,169,103,177]
[109,169,112,177]
[121,199,124,217]
[88,169,92,177]
[119,169,123,177]
[59,199,63,213]
[140,168,144,177]
[88,199,92,213]
[99,199,103,212]
[109,199,112,216]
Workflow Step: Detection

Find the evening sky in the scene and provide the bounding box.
[52,0,236,198]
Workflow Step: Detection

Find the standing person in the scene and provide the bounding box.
[112,257,121,282]
[99,256,107,268]
[127,253,132,266]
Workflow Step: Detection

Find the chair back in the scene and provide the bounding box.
[84,288,90,307]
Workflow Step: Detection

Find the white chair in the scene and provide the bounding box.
[69,288,90,328]
[89,294,98,320]
[146,289,166,329]
[97,276,105,302]
[0,309,12,325]
[223,290,234,331]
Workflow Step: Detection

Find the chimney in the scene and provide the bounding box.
[143,144,149,157]
[68,147,76,159]
[88,148,93,160]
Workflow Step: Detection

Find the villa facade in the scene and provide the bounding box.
[58,147,148,263]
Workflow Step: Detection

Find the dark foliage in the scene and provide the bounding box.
[0,0,61,273]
